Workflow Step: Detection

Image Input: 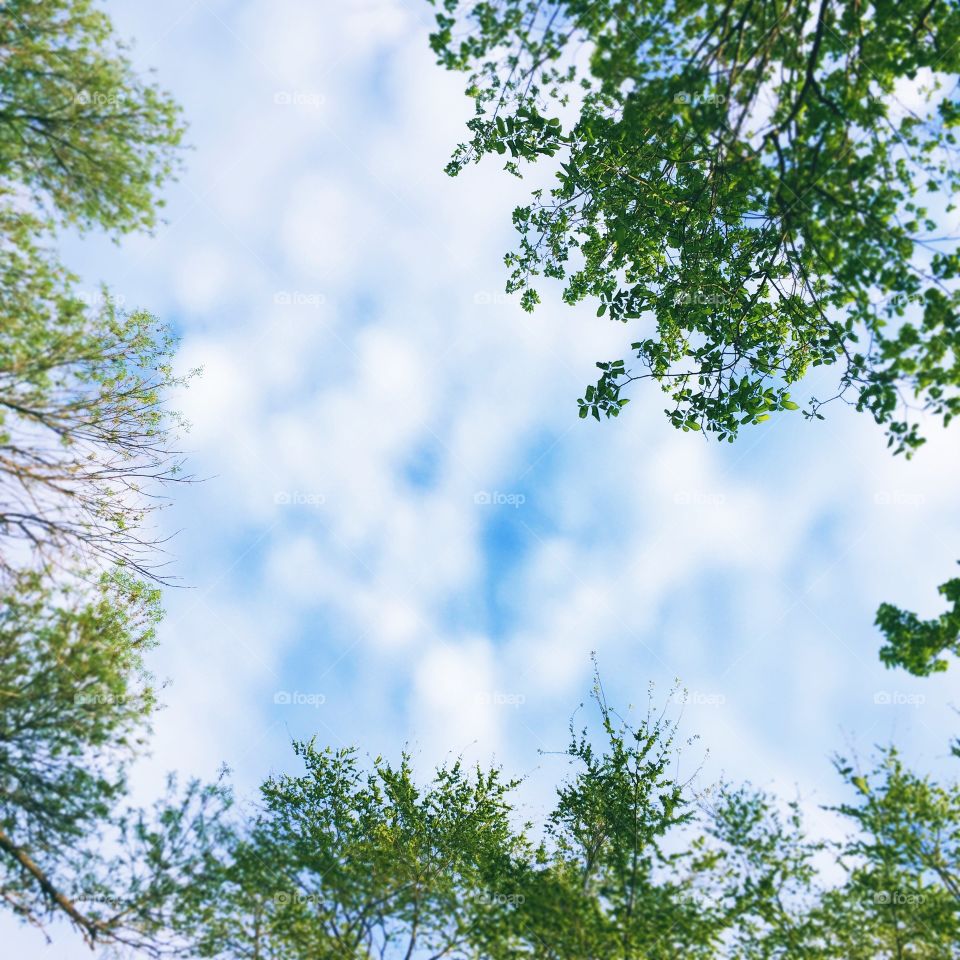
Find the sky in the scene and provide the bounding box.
[7,1,960,956]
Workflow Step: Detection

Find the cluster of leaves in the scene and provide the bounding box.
[168,741,530,960]
[0,0,184,234]
[430,0,960,454]
[164,680,960,958]
[877,563,960,675]
[0,573,229,956]
[0,203,191,578]
[822,750,960,957]
[0,569,159,947]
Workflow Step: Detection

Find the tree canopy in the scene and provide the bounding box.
[429,0,960,675]
[429,0,960,454]
[3,0,960,952]
[0,569,156,947]
[166,678,960,958]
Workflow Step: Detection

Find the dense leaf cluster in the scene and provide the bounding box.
[0,571,161,945]
[877,564,960,675]
[430,0,960,453]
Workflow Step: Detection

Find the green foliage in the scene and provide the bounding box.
[168,679,960,958]
[174,741,530,960]
[533,679,718,958]
[0,572,231,954]
[0,569,159,944]
[824,750,960,956]
[0,0,184,233]
[0,202,191,575]
[876,564,960,675]
[0,0,189,577]
[430,0,960,454]
[86,773,236,956]
[702,786,824,957]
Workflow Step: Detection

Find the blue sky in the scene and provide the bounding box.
[8,1,960,955]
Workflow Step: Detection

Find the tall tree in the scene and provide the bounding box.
[0,0,183,234]
[815,750,960,957]
[171,740,530,960]
[0,571,228,955]
[0,0,194,948]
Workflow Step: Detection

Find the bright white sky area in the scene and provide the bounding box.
[7,2,960,955]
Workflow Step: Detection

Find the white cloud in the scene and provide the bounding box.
[173,244,232,314]
[411,637,500,760]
